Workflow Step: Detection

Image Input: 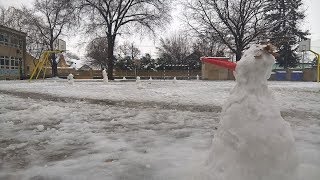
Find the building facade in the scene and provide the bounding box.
[0,25,27,80]
[201,57,234,80]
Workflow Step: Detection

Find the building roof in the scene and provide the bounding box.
[79,65,92,71]
[0,25,27,37]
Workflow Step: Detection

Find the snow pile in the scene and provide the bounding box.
[206,44,299,180]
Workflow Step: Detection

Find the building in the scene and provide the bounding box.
[53,39,66,51]
[0,25,27,80]
[201,57,234,80]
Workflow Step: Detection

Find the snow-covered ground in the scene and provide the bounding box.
[0,80,319,180]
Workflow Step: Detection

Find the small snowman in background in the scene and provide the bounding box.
[196,75,200,80]
[102,69,108,84]
[122,76,126,80]
[206,44,298,180]
[136,76,143,89]
[149,76,152,81]
[67,73,74,85]
[173,76,177,84]
[136,76,141,82]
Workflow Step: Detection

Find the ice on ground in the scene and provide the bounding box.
[0,80,318,114]
[0,93,218,180]
[36,125,45,131]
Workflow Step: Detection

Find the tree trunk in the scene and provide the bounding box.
[236,50,242,61]
[50,43,58,77]
[51,53,58,77]
[107,36,115,80]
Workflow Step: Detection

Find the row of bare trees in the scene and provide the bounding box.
[0,0,77,76]
[1,0,171,79]
[0,0,307,79]
[77,0,171,79]
[185,0,307,65]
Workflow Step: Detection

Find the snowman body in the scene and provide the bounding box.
[67,73,74,85]
[102,69,108,83]
[207,44,298,180]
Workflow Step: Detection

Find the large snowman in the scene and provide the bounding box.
[206,44,298,180]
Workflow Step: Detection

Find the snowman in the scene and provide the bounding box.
[206,44,298,180]
[136,76,143,89]
[67,73,74,85]
[173,76,177,84]
[102,69,108,83]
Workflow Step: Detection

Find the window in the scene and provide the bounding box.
[0,56,4,69]
[19,40,23,48]
[5,56,9,69]
[11,36,15,47]
[15,58,20,69]
[4,34,8,45]
[11,58,15,69]
[0,34,4,42]
[0,33,9,46]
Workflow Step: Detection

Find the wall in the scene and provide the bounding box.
[201,61,233,80]
[0,25,27,80]
[113,69,201,79]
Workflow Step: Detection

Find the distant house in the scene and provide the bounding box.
[78,64,92,71]
[0,25,27,80]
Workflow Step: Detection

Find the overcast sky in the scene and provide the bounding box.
[1,0,320,57]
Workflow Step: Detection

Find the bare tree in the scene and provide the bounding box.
[118,42,140,61]
[185,0,269,61]
[0,6,45,62]
[157,34,191,65]
[26,0,77,77]
[86,37,109,69]
[0,6,24,29]
[78,0,171,79]
[192,32,227,57]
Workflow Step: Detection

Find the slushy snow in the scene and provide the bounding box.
[36,125,45,131]
[207,44,298,180]
[0,80,319,180]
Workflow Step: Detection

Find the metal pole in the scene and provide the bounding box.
[164,66,166,81]
[309,50,320,83]
[188,66,190,80]
[302,51,305,69]
[317,55,320,83]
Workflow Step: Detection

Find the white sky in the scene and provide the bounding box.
[1,0,320,57]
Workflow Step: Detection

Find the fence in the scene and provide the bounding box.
[26,67,317,82]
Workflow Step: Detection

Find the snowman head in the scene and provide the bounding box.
[235,44,276,85]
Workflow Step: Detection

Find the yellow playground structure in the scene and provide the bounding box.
[29,50,64,81]
[309,50,320,83]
